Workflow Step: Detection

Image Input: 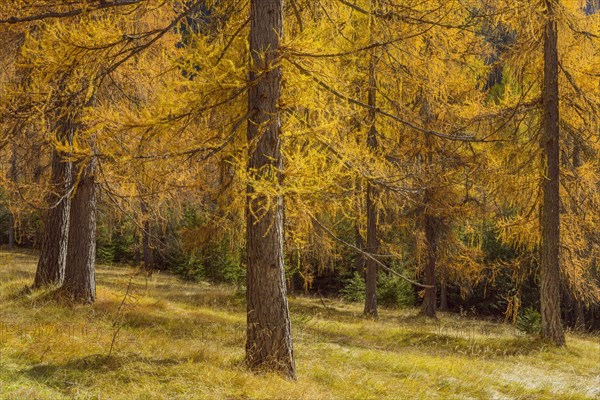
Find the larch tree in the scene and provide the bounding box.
[32,77,75,289]
[363,0,380,318]
[539,0,564,346]
[491,0,599,344]
[245,0,296,378]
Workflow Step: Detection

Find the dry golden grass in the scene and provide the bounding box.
[0,250,598,399]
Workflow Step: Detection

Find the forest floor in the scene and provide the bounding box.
[0,250,598,400]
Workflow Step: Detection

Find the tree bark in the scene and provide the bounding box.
[7,143,18,248]
[540,0,565,346]
[245,0,295,379]
[439,268,449,312]
[62,158,97,303]
[363,6,379,317]
[364,181,378,317]
[33,148,72,288]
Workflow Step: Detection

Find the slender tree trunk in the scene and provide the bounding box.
[133,228,141,266]
[8,215,15,248]
[571,136,586,332]
[33,148,72,288]
[419,88,437,318]
[62,158,97,303]
[245,0,295,379]
[439,268,449,311]
[141,201,154,273]
[421,215,437,318]
[540,0,565,346]
[363,3,379,317]
[8,143,18,248]
[354,222,366,274]
[574,302,586,331]
[364,181,378,317]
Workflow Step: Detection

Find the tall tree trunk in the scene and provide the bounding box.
[245,0,295,379]
[419,87,437,318]
[571,138,586,332]
[540,0,565,346]
[421,215,437,318]
[364,181,378,317]
[33,148,72,288]
[62,158,97,303]
[363,2,379,317]
[8,143,18,248]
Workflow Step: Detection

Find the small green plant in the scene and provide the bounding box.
[173,252,205,282]
[340,272,365,303]
[516,307,541,334]
[377,275,414,308]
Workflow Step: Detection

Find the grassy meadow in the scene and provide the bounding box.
[0,250,598,400]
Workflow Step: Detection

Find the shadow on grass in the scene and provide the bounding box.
[23,353,188,393]
[299,320,548,358]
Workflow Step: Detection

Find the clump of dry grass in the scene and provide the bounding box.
[0,250,598,399]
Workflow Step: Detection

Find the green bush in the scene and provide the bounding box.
[377,275,414,308]
[201,240,244,285]
[171,251,205,282]
[516,307,541,334]
[341,272,366,303]
[96,242,116,264]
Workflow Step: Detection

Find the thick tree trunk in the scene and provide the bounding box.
[540,0,565,346]
[62,159,97,303]
[421,215,437,318]
[245,0,295,379]
[33,148,72,288]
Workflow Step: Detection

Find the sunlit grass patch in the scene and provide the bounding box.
[0,251,598,400]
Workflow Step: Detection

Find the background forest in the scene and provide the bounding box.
[0,0,599,392]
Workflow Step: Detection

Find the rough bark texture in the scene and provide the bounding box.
[363,24,379,318]
[62,159,97,303]
[33,148,72,288]
[421,215,437,318]
[540,0,565,346]
[245,0,295,379]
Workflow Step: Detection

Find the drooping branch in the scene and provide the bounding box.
[0,0,145,24]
